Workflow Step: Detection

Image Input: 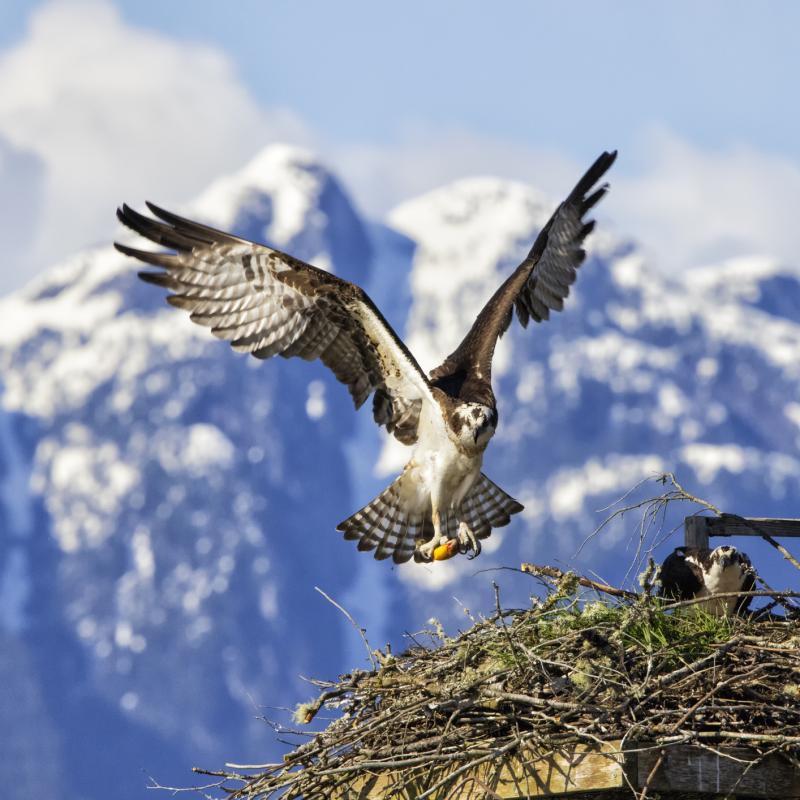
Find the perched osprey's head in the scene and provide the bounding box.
[709,545,741,569]
[702,545,751,586]
[449,403,498,451]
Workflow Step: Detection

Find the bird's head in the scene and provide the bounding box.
[449,403,498,450]
[711,545,740,569]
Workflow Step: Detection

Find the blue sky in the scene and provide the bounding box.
[1,0,800,291]
[4,1,798,157]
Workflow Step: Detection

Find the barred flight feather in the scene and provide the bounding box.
[428,150,616,398]
[116,202,431,443]
[338,472,522,564]
[118,151,615,566]
[337,474,431,565]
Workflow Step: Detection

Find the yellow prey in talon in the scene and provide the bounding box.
[432,539,459,561]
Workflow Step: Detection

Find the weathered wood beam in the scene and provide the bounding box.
[685,516,710,548]
[685,514,800,549]
[637,745,800,798]
[335,742,627,798]
[335,741,800,798]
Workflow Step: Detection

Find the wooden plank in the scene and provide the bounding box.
[335,741,627,798]
[711,514,800,537]
[637,745,800,798]
[685,514,800,548]
[489,742,626,797]
[684,516,710,548]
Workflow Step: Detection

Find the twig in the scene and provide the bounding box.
[661,590,800,612]
[753,530,800,573]
[635,663,768,800]
[147,774,227,800]
[315,586,378,670]
[521,562,639,600]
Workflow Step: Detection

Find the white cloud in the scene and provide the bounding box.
[331,126,800,277]
[328,125,580,219]
[2,1,799,296]
[613,128,800,273]
[0,135,45,277]
[0,0,309,293]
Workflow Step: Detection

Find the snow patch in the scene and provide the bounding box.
[32,425,139,552]
[194,144,329,249]
[154,424,235,476]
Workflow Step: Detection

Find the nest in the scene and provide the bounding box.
[201,567,800,799]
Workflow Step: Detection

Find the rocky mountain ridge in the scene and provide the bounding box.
[1,144,798,799]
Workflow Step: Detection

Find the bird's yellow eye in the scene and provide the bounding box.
[433,539,459,561]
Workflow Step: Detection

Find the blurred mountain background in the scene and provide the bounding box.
[1,143,799,798]
[1,2,800,798]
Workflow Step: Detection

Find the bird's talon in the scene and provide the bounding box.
[457,522,480,557]
[416,541,436,562]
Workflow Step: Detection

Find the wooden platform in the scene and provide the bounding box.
[685,514,800,549]
[335,740,800,798]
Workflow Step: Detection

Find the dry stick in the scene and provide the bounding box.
[668,473,721,515]
[146,776,226,798]
[576,471,718,560]
[213,555,799,800]
[628,638,742,718]
[723,514,800,573]
[713,743,784,800]
[660,589,800,612]
[315,586,378,670]
[493,581,526,672]
[485,688,605,715]
[421,704,467,790]
[663,730,800,745]
[760,533,800,572]
[636,663,768,800]
[752,571,800,615]
[520,562,639,600]
[416,734,530,800]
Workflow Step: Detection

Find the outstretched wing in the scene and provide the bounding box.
[429,151,617,405]
[115,202,435,444]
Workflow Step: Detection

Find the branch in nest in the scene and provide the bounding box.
[521,562,639,600]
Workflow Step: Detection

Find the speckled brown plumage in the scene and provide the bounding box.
[116,202,430,437]
[429,150,617,407]
[116,152,615,563]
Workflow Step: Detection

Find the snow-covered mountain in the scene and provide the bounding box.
[1,144,799,799]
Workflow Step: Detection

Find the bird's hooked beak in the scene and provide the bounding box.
[473,410,496,443]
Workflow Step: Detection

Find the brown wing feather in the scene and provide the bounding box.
[430,151,616,405]
[116,202,433,442]
[659,547,705,600]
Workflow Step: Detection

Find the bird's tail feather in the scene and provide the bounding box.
[337,472,523,564]
[446,473,524,542]
[337,473,431,564]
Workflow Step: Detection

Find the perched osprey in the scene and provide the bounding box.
[115,150,616,564]
[659,545,755,615]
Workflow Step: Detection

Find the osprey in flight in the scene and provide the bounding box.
[116,150,616,564]
[659,545,755,615]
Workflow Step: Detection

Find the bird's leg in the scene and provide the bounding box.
[417,507,449,561]
[457,519,481,558]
